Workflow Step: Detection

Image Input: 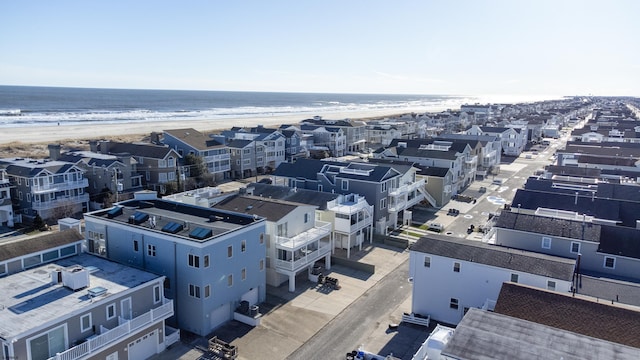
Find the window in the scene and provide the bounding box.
[453,262,460,273]
[304,213,310,223]
[204,255,210,268]
[80,314,92,332]
[241,268,246,280]
[604,256,616,269]
[241,240,246,252]
[28,324,66,360]
[547,281,556,291]
[570,242,580,254]
[541,237,552,249]
[106,304,116,320]
[60,245,76,257]
[164,278,171,290]
[147,244,156,257]
[227,245,233,258]
[424,256,431,268]
[204,285,211,298]
[511,273,519,283]
[227,274,233,287]
[318,184,323,192]
[342,179,349,191]
[188,254,200,268]
[153,285,161,304]
[449,298,459,310]
[259,233,264,244]
[380,198,386,210]
[43,250,58,262]
[381,182,387,193]
[23,254,41,268]
[0,263,6,276]
[189,284,201,298]
[259,259,264,271]
[133,240,139,252]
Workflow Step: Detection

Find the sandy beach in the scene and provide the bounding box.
[0,108,432,158]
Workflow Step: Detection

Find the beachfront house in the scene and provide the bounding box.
[95,141,181,195]
[161,128,231,182]
[408,235,575,325]
[0,157,89,223]
[213,194,331,292]
[83,191,266,336]
[0,240,175,360]
[300,116,367,154]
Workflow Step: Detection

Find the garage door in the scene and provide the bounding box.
[210,303,231,331]
[128,330,157,360]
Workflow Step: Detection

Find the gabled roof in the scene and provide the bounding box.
[494,282,640,349]
[274,158,329,179]
[495,211,601,242]
[226,139,253,149]
[396,147,460,160]
[480,126,521,134]
[275,158,400,183]
[163,128,225,150]
[415,165,451,177]
[1,160,76,177]
[411,235,575,280]
[597,225,640,259]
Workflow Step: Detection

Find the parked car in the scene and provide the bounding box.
[427,222,444,232]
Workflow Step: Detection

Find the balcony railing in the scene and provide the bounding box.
[275,241,331,272]
[32,179,89,194]
[32,194,90,211]
[51,299,173,360]
[389,179,425,197]
[204,153,230,163]
[275,221,332,249]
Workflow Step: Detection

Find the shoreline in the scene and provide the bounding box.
[0,108,434,145]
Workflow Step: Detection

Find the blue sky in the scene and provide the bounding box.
[1,1,638,96]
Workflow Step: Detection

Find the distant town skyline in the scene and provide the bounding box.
[1,1,638,97]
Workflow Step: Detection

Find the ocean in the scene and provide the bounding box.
[0,86,480,128]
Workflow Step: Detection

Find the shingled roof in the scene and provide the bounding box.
[0,229,84,261]
[411,235,575,281]
[494,282,640,348]
[495,211,601,242]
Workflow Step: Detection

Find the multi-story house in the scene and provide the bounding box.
[83,191,266,336]
[0,168,14,227]
[225,139,256,180]
[279,129,306,162]
[95,141,181,195]
[0,249,175,360]
[300,116,366,153]
[274,159,403,234]
[296,124,346,157]
[161,128,231,182]
[0,157,89,222]
[56,147,142,208]
[495,210,640,282]
[220,127,286,173]
[415,165,454,208]
[213,195,331,292]
[436,133,502,178]
[243,184,375,259]
[467,125,526,156]
[365,124,403,147]
[374,139,473,194]
[408,234,575,325]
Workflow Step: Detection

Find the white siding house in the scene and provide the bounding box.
[408,235,575,325]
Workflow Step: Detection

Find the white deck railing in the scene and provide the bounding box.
[51,299,173,360]
[275,221,331,249]
[275,241,331,272]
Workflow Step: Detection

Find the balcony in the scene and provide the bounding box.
[51,299,173,360]
[275,240,331,273]
[275,221,332,250]
[388,179,426,212]
[32,194,90,211]
[32,179,89,194]
[204,153,230,163]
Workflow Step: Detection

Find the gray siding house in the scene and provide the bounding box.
[83,191,267,336]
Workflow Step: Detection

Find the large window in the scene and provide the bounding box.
[189,284,201,298]
[28,324,66,360]
[188,254,200,268]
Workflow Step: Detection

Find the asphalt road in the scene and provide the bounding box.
[286,258,412,360]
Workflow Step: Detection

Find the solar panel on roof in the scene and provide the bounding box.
[132,212,149,224]
[107,206,123,218]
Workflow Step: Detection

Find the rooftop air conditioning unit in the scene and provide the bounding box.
[61,265,90,291]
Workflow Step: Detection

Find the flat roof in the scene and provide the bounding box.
[0,253,161,339]
[86,199,263,243]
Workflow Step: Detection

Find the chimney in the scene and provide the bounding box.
[150,132,162,145]
[99,140,110,154]
[48,144,61,161]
